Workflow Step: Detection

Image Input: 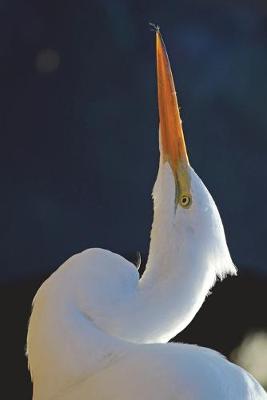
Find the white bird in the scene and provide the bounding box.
[26,30,267,399]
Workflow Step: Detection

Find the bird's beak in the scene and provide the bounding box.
[156,30,192,207]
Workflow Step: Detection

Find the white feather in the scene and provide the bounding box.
[27,158,266,399]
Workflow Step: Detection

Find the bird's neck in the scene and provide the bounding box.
[138,163,215,342]
[96,163,216,344]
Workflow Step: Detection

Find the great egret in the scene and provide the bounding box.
[27,30,267,399]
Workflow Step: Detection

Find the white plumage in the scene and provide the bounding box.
[27,31,267,399]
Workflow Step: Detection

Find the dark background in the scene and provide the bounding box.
[1,0,267,398]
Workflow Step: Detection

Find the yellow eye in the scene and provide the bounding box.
[180,194,192,208]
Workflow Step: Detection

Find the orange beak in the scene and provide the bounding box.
[156,30,191,207]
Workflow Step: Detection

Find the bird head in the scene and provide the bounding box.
[153,30,236,281]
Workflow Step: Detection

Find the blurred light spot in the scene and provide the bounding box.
[35,49,60,73]
[231,331,267,389]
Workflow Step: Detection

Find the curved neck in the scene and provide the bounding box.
[141,166,215,341]
[96,163,216,344]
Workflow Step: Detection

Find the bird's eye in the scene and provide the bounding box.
[180,195,192,208]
